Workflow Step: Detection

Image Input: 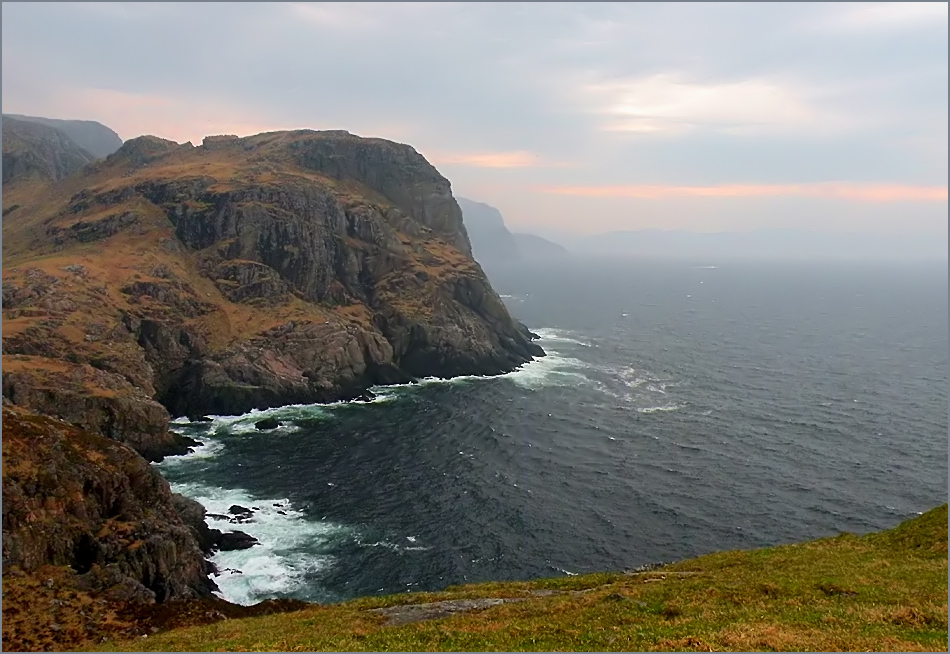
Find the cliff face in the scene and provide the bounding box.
[1,406,213,603]
[3,113,123,159]
[456,197,520,265]
[0,127,542,630]
[2,116,96,187]
[2,129,542,439]
[457,197,568,272]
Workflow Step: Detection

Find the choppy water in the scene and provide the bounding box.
[158,258,948,606]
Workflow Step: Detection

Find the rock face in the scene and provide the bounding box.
[0,127,545,620]
[2,116,96,186]
[215,531,259,551]
[3,113,124,159]
[2,129,543,428]
[457,197,520,266]
[1,357,197,462]
[1,406,214,603]
[172,495,259,553]
[457,197,568,271]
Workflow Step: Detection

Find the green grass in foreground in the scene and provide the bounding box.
[101,505,948,652]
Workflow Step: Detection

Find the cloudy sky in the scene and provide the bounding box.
[3,2,947,238]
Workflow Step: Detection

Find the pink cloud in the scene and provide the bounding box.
[426,150,575,169]
[536,182,949,203]
[38,87,296,144]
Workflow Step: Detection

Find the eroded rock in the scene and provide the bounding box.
[1,406,214,602]
[216,531,259,552]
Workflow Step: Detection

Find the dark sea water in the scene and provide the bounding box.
[158,257,949,606]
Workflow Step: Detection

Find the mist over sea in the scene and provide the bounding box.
[159,257,949,606]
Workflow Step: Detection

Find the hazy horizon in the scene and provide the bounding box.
[459,198,947,261]
[3,2,947,248]
[481,225,950,263]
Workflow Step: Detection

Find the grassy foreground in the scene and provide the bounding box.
[101,505,947,652]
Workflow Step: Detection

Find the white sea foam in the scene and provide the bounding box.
[156,437,225,466]
[170,480,351,606]
[624,376,649,389]
[196,401,374,437]
[352,329,598,393]
[205,403,320,426]
[637,404,684,414]
[226,420,301,436]
[159,324,607,606]
[354,392,398,404]
[356,537,432,553]
[404,374,484,387]
[534,328,592,347]
[501,350,591,390]
[175,328,597,430]
[615,368,672,391]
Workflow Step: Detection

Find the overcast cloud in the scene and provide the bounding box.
[2,1,947,237]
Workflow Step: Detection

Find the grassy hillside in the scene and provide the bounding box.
[99,504,947,652]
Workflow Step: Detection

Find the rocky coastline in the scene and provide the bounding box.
[1,125,544,649]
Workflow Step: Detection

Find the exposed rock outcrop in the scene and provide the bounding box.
[2,113,123,159]
[457,196,568,272]
[456,197,520,265]
[255,417,281,430]
[3,129,543,425]
[171,494,259,553]
[2,116,95,186]
[1,129,544,617]
[0,126,549,648]
[1,406,214,603]
[216,531,259,552]
[1,356,195,462]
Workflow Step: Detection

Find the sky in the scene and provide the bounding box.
[2,1,948,239]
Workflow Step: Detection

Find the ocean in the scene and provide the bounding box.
[158,257,949,606]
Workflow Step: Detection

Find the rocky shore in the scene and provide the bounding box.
[1,125,544,649]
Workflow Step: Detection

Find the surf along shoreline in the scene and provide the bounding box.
[158,327,575,607]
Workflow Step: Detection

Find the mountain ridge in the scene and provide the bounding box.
[3,113,124,158]
[2,116,97,188]
[3,128,543,432]
[456,196,568,268]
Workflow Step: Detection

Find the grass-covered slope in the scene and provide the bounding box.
[101,504,947,652]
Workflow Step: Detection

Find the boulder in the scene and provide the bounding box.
[216,531,259,552]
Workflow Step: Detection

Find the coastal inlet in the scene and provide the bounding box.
[161,258,949,606]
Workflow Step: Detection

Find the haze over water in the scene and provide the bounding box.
[160,257,948,606]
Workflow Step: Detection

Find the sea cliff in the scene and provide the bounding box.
[1,127,543,635]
